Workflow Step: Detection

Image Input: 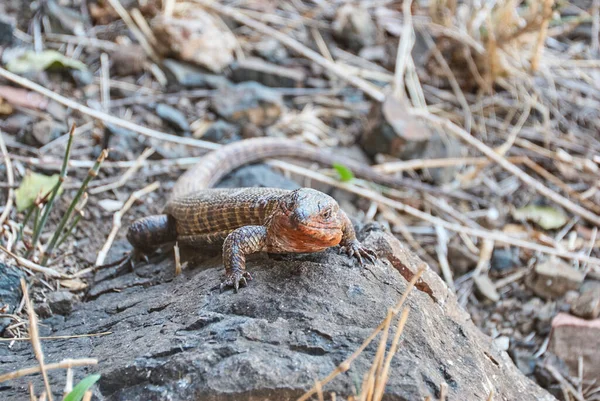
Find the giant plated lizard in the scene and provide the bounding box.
[127,137,433,291]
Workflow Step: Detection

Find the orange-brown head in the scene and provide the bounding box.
[266,188,344,253]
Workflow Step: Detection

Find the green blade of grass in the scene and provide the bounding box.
[333,163,355,182]
[63,374,100,401]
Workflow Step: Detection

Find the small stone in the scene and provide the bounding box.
[333,4,377,52]
[493,336,510,351]
[570,286,600,319]
[47,290,75,316]
[474,274,500,303]
[202,120,241,144]
[526,260,585,300]
[156,104,190,133]
[31,120,65,146]
[110,45,147,76]
[230,58,305,88]
[362,95,434,161]
[253,38,288,63]
[491,248,520,276]
[163,59,231,88]
[211,82,283,127]
[0,14,15,46]
[549,312,600,380]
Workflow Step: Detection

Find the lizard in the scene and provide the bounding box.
[126,137,439,291]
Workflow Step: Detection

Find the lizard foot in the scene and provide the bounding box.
[340,240,377,266]
[220,270,253,293]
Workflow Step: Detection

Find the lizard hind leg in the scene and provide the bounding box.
[220,225,268,292]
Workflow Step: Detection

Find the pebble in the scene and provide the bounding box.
[525,259,584,300]
[163,59,231,89]
[333,4,377,51]
[202,120,241,144]
[211,82,283,127]
[156,103,190,133]
[570,285,600,319]
[47,290,76,316]
[549,312,600,380]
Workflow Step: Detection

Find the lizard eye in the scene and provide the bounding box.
[322,209,332,219]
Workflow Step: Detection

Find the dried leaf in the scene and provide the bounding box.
[6,50,87,74]
[0,97,13,115]
[15,172,62,212]
[513,205,568,230]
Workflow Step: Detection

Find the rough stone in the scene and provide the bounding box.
[156,104,190,133]
[362,95,435,161]
[163,59,231,89]
[211,82,283,127]
[0,227,554,401]
[332,4,377,51]
[253,39,288,63]
[110,45,146,76]
[47,290,76,316]
[202,120,241,144]
[0,14,15,47]
[526,260,585,300]
[549,312,600,380]
[230,58,305,88]
[570,285,600,319]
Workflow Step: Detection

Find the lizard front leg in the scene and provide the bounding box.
[339,212,377,265]
[221,225,268,292]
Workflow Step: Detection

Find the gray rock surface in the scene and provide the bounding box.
[0,229,554,401]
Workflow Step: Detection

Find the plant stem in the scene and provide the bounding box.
[26,124,76,258]
[42,149,108,265]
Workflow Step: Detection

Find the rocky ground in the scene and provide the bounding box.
[1,0,599,400]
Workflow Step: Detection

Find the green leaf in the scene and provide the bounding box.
[6,50,87,74]
[63,374,100,401]
[333,163,354,182]
[513,205,568,230]
[15,172,63,212]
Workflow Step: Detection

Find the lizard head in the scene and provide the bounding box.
[267,188,344,252]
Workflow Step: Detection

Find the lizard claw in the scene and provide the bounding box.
[340,240,377,266]
[220,270,253,293]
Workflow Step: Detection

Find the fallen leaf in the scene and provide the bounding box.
[6,50,87,75]
[59,278,87,291]
[513,205,568,230]
[0,97,13,115]
[333,163,355,182]
[15,171,62,212]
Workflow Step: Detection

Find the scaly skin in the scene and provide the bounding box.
[127,138,384,291]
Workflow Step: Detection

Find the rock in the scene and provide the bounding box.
[110,45,146,76]
[31,120,65,146]
[201,120,241,144]
[526,260,585,300]
[156,104,190,133]
[253,38,288,63]
[46,291,76,316]
[230,58,305,88]
[474,274,501,303]
[362,95,435,161]
[152,10,236,73]
[570,285,600,319]
[491,248,520,276]
[549,312,600,380]
[217,164,300,191]
[333,4,377,52]
[211,82,283,127]
[0,228,554,401]
[0,263,25,336]
[163,59,231,88]
[0,14,15,47]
